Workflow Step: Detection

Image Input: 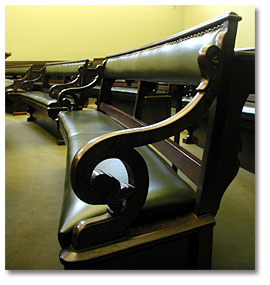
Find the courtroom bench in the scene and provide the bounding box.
[54,12,246,269]
[5,64,46,115]
[5,64,32,115]
[18,59,89,144]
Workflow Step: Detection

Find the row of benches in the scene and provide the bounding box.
[5,51,255,172]
[6,59,174,144]
[5,12,255,269]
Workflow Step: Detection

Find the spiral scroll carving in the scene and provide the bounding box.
[197,45,223,92]
[58,65,103,110]
[49,74,80,99]
[70,137,149,249]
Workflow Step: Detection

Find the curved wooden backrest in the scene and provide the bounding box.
[104,12,241,87]
[5,65,32,77]
[45,59,89,76]
[105,28,222,85]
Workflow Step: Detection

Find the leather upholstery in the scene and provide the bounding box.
[5,66,29,76]
[20,91,57,106]
[45,61,86,76]
[105,28,222,84]
[58,110,195,247]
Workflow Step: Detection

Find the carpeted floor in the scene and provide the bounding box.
[5,112,255,270]
[5,113,65,270]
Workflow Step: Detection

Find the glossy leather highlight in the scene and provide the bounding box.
[105,29,222,84]
[45,61,87,76]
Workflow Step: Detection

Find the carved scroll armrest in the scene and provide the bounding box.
[21,67,45,91]
[13,67,32,92]
[49,74,80,99]
[57,65,103,110]
[70,134,149,250]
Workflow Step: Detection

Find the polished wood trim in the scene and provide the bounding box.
[99,102,201,185]
[60,213,215,269]
[5,60,64,67]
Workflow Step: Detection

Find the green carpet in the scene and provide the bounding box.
[212,166,255,270]
[5,112,255,270]
[5,113,65,270]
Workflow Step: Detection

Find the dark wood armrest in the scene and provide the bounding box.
[49,74,80,99]
[57,65,103,110]
[21,67,45,91]
[13,66,32,91]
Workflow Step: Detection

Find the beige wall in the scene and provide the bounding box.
[5,5,184,61]
[183,5,255,49]
[5,5,254,61]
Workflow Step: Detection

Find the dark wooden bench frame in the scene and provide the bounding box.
[54,12,252,269]
[5,65,33,115]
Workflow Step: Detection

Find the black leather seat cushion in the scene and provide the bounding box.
[20,91,57,106]
[58,110,195,247]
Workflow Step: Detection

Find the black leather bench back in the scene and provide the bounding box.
[104,23,224,85]
[45,60,88,76]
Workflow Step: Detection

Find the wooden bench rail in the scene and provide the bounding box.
[99,102,202,184]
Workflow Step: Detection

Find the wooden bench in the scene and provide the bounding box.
[5,64,46,115]
[56,12,244,269]
[5,65,32,114]
[5,64,32,80]
[19,60,89,144]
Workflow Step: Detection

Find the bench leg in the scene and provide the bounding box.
[5,94,28,115]
[188,226,213,269]
[26,105,35,122]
